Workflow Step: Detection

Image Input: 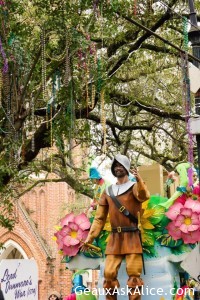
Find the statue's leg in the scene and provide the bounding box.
[126,254,143,300]
[103,254,123,300]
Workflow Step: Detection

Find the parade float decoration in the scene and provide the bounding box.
[54,162,200,300]
[54,212,91,257]
[54,210,109,269]
[165,199,200,245]
[63,272,97,300]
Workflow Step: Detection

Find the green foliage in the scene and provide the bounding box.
[156,215,170,229]
[143,246,157,257]
[141,195,197,257]
[170,244,194,255]
[0,0,199,230]
[157,233,183,248]
[95,230,110,254]
[149,205,166,225]
[147,195,168,207]
[72,269,89,279]
[142,230,155,247]
[63,256,72,264]
[83,239,102,258]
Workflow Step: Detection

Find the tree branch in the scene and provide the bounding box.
[107,7,173,77]
[21,48,42,103]
[19,123,51,168]
[109,91,185,120]
[135,100,185,120]
[107,29,140,57]
[87,113,154,131]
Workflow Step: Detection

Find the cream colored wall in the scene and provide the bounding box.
[138,164,164,196]
[138,163,179,197]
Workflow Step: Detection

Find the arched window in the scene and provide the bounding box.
[0,240,28,260]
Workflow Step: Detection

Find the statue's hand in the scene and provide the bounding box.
[80,237,92,252]
[130,167,142,182]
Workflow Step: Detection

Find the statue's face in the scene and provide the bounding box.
[91,178,98,184]
[49,295,58,300]
[113,162,127,178]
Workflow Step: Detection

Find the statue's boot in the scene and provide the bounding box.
[128,288,142,300]
[127,277,143,300]
[105,290,117,300]
[103,279,119,300]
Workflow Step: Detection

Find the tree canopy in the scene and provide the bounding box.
[0,0,200,229]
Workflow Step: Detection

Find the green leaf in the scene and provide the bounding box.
[72,270,89,279]
[149,205,166,225]
[96,231,110,254]
[83,240,102,258]
[82,250,102,259]
[148,195,168,208]
[153,230,163,239]
[156,215,170,228]
[143,246,158,258]
[142,230,155,247]
[171,244,195,255]
[62,256,72,263]
[157,233,183,248]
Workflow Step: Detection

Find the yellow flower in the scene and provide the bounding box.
[140,201,155,233]
[140,201,155,244]
[103,214,111,231]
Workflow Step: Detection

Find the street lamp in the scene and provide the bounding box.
[188,0,200,186]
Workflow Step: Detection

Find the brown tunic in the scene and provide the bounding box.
[87,179,150,255]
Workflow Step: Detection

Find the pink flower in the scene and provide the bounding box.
[166,198,200,244]
[174,194,187,205]
[54,212,91,256]
[181,230,200,244]
[184,198,200,213]
[64,294,76,300]
[165,202,183,220]
[193,185,200,196]
[166,222,182,240]
[167,171,177,182]
[174,210,199,233]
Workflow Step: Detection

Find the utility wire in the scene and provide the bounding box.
[117,12,200,65]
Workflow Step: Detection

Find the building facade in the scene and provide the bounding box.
[0,179,93,299]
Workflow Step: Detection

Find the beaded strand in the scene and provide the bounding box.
[182,17,193,165]
[31,95,35,152]
[64,31,70,88]
[41,28,48,127]
[0,70,2,106]
[0,36,8,74]
[100,89,106,153]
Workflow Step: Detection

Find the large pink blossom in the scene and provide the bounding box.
[166,198,200,244]
[54,212,91,256]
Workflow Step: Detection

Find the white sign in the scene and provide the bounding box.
[0,259,38,300]
[188,62,200,93]
[189,116,200,135]
[181,244,200,282]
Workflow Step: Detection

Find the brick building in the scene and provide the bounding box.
[0,178,95,299]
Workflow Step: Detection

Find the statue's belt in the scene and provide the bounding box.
[112,226,138,233]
